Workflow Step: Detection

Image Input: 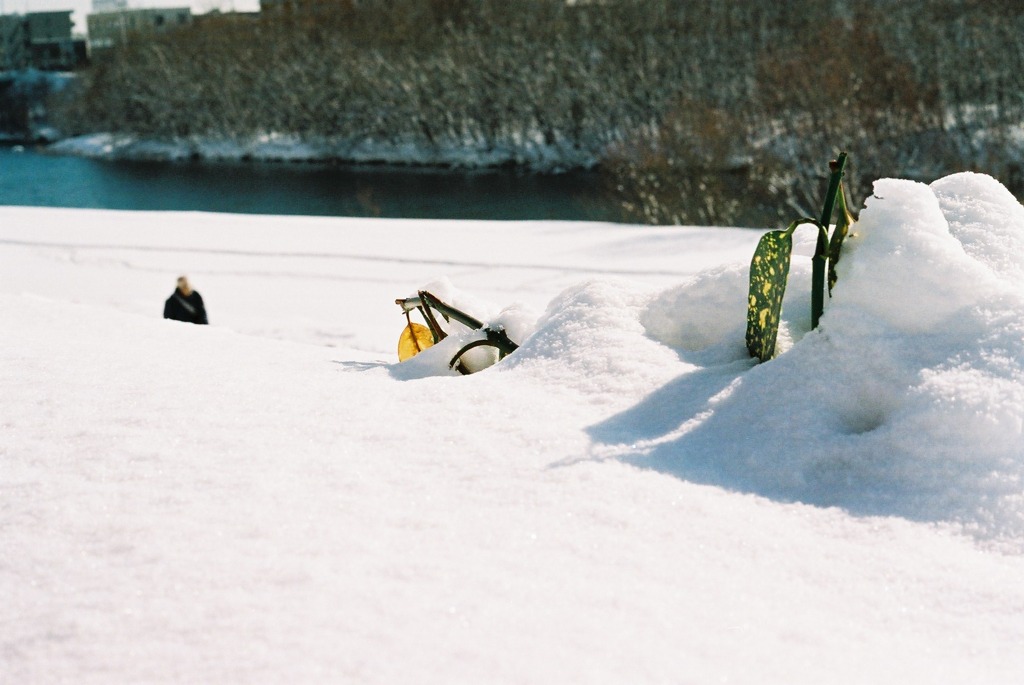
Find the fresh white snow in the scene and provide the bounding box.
[3,172,1024,683]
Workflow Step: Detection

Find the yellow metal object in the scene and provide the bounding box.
[398,322,434,361]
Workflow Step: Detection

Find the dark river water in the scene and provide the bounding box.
[0,145,616,221]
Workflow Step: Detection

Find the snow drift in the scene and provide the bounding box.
[3,172,1024,683]
[401,172,1024,548]
[607,173,1023,548]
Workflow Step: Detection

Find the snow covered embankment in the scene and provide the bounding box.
[47,131,598,170]
[545,172,1024,550]
[378,172,1024,550]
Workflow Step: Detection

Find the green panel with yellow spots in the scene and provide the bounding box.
[745,228,793,362]
[743,153,855,363]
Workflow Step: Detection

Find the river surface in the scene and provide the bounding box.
[0,145,616,222]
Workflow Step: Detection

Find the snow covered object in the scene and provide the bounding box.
[629,171,1024,547]
[396,286,519,374]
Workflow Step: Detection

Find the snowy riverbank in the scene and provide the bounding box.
[48,130,600,170]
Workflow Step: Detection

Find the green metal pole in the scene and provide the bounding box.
[811,151,847,329]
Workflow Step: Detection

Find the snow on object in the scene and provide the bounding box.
[389,176,1024,548]
[392,277,540,378]
[600,175,1024,548]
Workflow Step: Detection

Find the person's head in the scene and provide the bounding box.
[176,276,193,296]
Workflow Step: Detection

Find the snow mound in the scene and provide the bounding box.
[506,279,685,402]
[584,174,1024,549]
[384,173,1024,548]
[932,171,1024,284]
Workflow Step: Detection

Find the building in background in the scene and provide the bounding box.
[0,14,28,70]
[86,7,192,52]
[92,0,129,12]
[0,11,85,71]
[26,11,83,70]
[87,7,192,52]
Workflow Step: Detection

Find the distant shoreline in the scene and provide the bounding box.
[45,132,599,174]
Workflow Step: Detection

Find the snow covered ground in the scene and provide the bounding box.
[3,172,1024,683]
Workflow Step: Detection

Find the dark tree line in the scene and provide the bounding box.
[52,0,1024,226]
[602,0,1024,225]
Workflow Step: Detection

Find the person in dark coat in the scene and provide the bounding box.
[163,276,209,325]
